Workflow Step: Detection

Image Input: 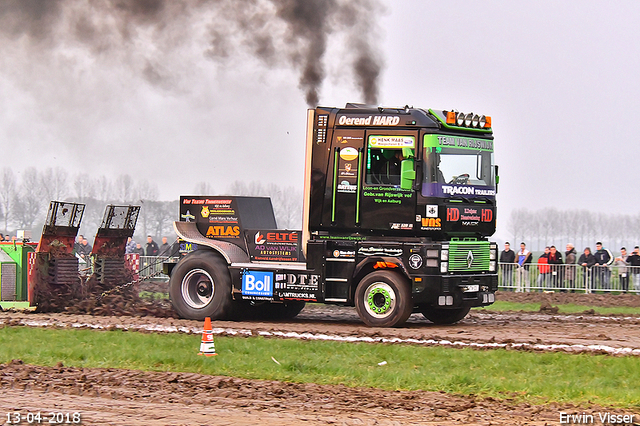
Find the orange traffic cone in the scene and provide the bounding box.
[198,317,217,356]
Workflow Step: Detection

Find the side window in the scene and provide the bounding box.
[365,135,415,186]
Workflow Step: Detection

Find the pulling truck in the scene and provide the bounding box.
[166,104,499,327]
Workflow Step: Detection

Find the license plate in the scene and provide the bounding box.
[464,284,479,292]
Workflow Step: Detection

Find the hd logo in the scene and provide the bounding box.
[242,271,273,297]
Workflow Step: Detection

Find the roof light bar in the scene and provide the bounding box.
[443,111,492,129]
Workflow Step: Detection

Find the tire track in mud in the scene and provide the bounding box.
[2,306,640,357]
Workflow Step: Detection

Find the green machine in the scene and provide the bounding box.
[0,241,37,309]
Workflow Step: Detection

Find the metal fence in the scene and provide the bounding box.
[137,255,176,281]
[499,263,640,293]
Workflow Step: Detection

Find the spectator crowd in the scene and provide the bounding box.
[499,242,640,292]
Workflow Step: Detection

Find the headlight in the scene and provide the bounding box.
[440,262,448,273]
[489,250,496,260]
[440,249,448,261]
[456,112,465,126]
[489,261,496,272]
[472,114,480,128]
[464,113,473,127]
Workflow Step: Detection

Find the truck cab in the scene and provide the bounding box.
[167,104,498,327]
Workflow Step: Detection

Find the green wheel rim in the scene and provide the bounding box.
[363,282,397,319]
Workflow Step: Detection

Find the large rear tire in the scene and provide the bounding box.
[354,271,413,327]
[420,306,470,324]
[169,251,233,320]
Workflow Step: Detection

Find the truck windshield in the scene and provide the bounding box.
[424,147,495,187]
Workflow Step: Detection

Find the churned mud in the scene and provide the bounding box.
[0,361,636,426]
[1,292,640,424]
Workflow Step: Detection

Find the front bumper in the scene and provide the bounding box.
[411,273,498,307]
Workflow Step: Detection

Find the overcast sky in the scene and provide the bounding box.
[1,0,639,240]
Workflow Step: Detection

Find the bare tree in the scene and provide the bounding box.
[193,182,214,195]
[39,167,69,201]
[14,168,45,229]
[114,174,135,202]
[0,168,16,232]
[73,173,97,202]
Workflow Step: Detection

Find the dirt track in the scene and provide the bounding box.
[1,292,640,425]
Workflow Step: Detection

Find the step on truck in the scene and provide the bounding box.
[165,104,499,327]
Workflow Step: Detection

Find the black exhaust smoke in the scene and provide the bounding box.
[0,0,383,105]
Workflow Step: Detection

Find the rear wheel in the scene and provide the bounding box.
[420,306,470,324]
[354,271,413,327]
[169,251,233,320]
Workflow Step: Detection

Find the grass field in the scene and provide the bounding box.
[1,327,639,408]
[475,300,640,316]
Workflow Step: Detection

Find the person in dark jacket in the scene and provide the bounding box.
[593,242,613,290]
[158,237,172,257]
[499,242,517,290]
[579,247,597,289]
[132,243,145,255]
[146,235,159,256]
[547,245,563,289]
[627,246,640,291]
[564,244,577,291]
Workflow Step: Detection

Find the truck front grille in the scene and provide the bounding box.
[448,241,490,272]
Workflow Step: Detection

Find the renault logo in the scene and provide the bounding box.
[467,250,474,268]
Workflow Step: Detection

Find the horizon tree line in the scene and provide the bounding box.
[0,167,302,245]
[507,207,640,253]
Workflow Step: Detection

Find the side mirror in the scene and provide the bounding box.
[494,165,500,192]
[400,159,415,190]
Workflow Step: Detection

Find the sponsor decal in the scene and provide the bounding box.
[368,135,415,149]
[426,205,438,218]
[274,273,320,291]
[358,246,403,257]
[247,230,301,262]
[441,185,496,196]
[242,271,274,297]
[390,223,413,230]
[422,183,496,199]
[338,115,401,126]
[206,225,240,237]
[339,147,359,161]
[421,217,442,229]
[209,215,238,223]
[201,206,210,218]
[362,185,412,205]
[181,210,195,222]
[337,181,357,194]
[333,250,355,258]
[179,242,198,253]
[446,207,493,225]
[182,198,234,205]
[436,135,493,151]
[409,254,423,269]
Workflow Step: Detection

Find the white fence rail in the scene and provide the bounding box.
[499,263,640,293]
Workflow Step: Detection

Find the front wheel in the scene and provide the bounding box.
[169,251,233,320]
[420,306,470,324]
[354,271,413,327]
